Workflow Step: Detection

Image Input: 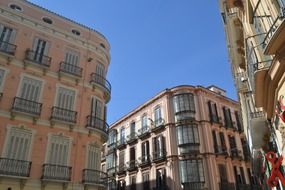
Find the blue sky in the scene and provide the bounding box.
[29,0,236,124]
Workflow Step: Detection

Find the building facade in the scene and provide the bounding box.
[102,85,254,190]
[220,0,285,189]
[0,0,111,190]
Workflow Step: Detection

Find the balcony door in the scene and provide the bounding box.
[130,122,136,138]
[32,37,49,62]
[19,76,42,102]
[46,135,70,166]
[87,144,100,171]
[91,97,103,118]
[95,63,105,85]
[64,49,80,73]
[0,25,16,51]
[156,168,166,188]
[56,87,75,110]
[120,127,125,143]
[153,136,165,158]
[154,106,162,124]
[141,141,149,162]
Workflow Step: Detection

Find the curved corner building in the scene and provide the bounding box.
[0,0,111,190]
[102,85,254,190]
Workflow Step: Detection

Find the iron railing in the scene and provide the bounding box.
[90,73,111,94]
[138,155,151,167]
[126,160,137,171]
[117,164,126,175]
[153,149,166,162]
[253,60,272,72]
[51,106,77,123]
[138,126,150,137]
[82,169,107,186]
[182,182,204,190]
[86,116,108,135]
[214,145,228,156]
[126,133,137,143]
[219,182,235,190]
[0,157,31,177]
[42,164,71,181]
[59,62,82,77]
[25,49,51,67]
[0,40,16,55]
[250,111,264,119]
[12,97,42,116]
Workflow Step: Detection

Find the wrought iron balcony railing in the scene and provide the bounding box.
[126,133,137,144]
[86,116,108,135]
[138,155,151,167]
[117,164,126,175]
[151,118,165,132]
[126,160,137,172]
[0,157,31,177]
[0,40,16,55]
[12,97,42,116]
[59,62,83,77]
[117,138,127,149]
[90,73,111,94]
[250,111,264,119]
[25,49,51,67]
[42,164,71,181]
[153,149,166,162]
[138,126,150,138]
[253,60,272,72]
[82,169,107,186]
[182,182,204,190]
[51,106,77,123]
[214,145,228,156]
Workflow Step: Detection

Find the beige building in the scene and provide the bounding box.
[0,0,111,190]
[220,0,285,189]
[102,85,254,190]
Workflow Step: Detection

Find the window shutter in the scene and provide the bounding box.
[96,63,105,77]
[212,130,218,149]
[240,167,246,184]
[47,135,70,166]
[56,87,75,110]
[0,69,5,89]
[20,77,42,101]
[32,37,39,51]
[43,41,49,55]
[146,141,149,155]
[142,143,145,156]
[9,29,16,43]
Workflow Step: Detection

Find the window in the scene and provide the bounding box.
[119,127,125,143]
[42,17,53,24]
[87,144,100,170]
[141,141,149,161]
[65,49,80,66]
[235,111,243,131]
[219,132,227,152]
[154,106,163,125]
[130,147,136,161]
[173,93,195,120]
[229,136,237,156]
[208,101,219,123]
[108,130,117,146]
[56,87,75,110]
[130,121,136,138]
[3,127,32,160]
[118,151,125,171]
[32,37,49,61]
[141,114,148,129]
[90,97,103,119]
[130,176,136,190]
[0,24,16,54]
[223,107,233,128]
[46,134,71,165]
[9,4,22,11]
[176,124,199,154]
[143,173,150,189]
[179,159,204,184]
[106,153,116,169]
[71,29,80,36]
[218,164,228,182]
[153,136,165,159]
[0,68,6,92]
[118,180,126,190]
[100,43,106,49]
[96,63,105,77]
[18,76,42,101]
[156,168,166,188]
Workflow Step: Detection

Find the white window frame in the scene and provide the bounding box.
[85,143,101,170]
[90,96,104,119]
[64,48,80,66]
[2,124,35,161]
[0,66,9,93]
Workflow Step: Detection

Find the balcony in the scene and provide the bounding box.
[0,158,31,178]
[219,182,235,190]
[138,155,151,168]
[126,133,137,144]
[152,150,166,163]
[25,49,51,68]
[230,149,242,160]
[42,164,71,182]
[178,143,200,155]
[175,110,195,122]
[214,146,229,157]
[51,106,77,124]
[11,97,42,116]
[151,118,165,132]
[126,160,137,172]
[236,183,251,190]
[116,139,127,150]
[90,73,111,101]
[59,62,82,78]
[117,164,126,176]
[182,182,204,190]
[107,143,116,154]
[137,126,150,139]
[86,116,109,137]
[107,166,116,177]
[235,72,248,92]
[0,40,16,56]
[82,169,107,186]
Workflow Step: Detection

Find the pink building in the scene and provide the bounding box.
[102,85,255,190]
[0,1,110,190]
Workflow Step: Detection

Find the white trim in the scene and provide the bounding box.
[54,83,78,110]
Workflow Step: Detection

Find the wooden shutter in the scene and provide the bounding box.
[218,164,228,182]
[212,130,218,150]
[56,87,75,110]
[47,135,70,165]
[20,77,42,101]
[130,147,135,161]
[96,63,105,77]
[87,145,100,170]
[91,97,103,118]
[240,167,246,184]
[119,151,125,168]
[65,50,79,66]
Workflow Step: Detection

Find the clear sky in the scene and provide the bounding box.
[29,0,236,124]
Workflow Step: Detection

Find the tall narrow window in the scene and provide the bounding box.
[0,25,16,54]
[96,63,105,77]
[130,122,136,139]
[90,97,103,119]
[156,168,166,188]
[212,130,218,153]
[219,132,227,152]
[154,106,163,126]
[143,173,150,189]
[19,76,42,101]
[223,107,233,128]
[65,49,79,66]
[141,114,148,129]
[118,151,125,172]
[56,87,75,110]
[130,176,136,190]
[218,164,228,182]
[141,141,149,162]
[240,167,246,184]
[229,135,237,157]
[108,130,117,147]
[46,135,70,165]
[153,136,165,159]
[32,37,49,63]
[120,127,125,143]
[0,69,5,93]
[208,101,219,123]
[106,153,116,169]
[235,111,243,131]
[130,147,136,161]
[87,144,100,170]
